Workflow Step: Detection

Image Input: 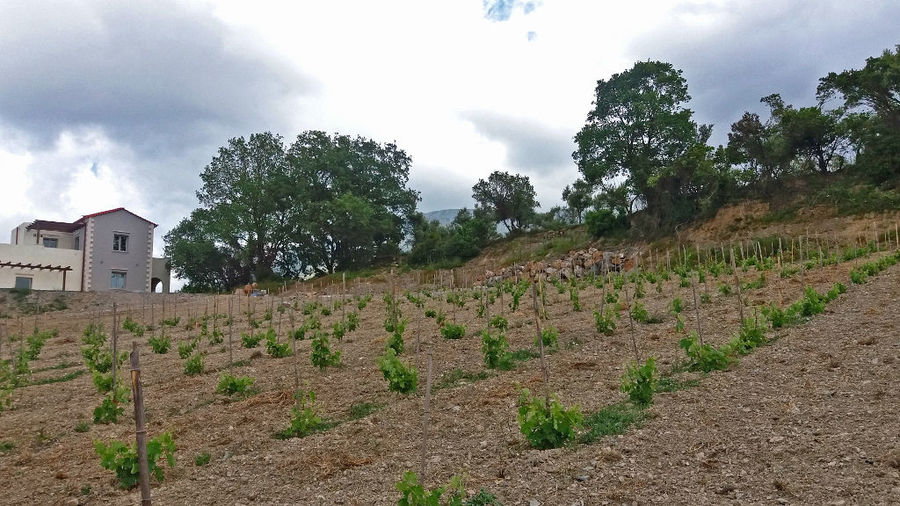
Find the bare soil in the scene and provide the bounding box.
[0,251,898,505]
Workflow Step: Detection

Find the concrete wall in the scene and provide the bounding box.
[0,243,83,291]
[86,211,154,292]
[151,257,171,293]
[9,223,79,249]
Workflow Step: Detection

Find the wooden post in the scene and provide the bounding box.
[731,250,744,323]
[419,349,433,483]
[228,297,234,368]
[531,282,551,406]
[289,307,298,392]
[112,303,118,396]
[690,272,703,345]
[623,282,640,363]
[129,342,152,505]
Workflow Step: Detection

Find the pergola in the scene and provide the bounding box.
[0,261,73,290]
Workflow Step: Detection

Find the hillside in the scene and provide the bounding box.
[0,203,898,505]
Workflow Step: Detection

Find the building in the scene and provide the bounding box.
[0,208,171,293]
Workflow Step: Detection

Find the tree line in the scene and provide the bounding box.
[167,46,898,289]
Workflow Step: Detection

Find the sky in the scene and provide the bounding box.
[1,0,898,261]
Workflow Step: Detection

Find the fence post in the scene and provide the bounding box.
[130,342,152,505]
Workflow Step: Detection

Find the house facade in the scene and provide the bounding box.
[0,208,171,293]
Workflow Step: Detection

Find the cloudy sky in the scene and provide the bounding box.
[1,0,898,257]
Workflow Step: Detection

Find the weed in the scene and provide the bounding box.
[517,388,581,449]
[656,376,699,393]
[348,402,381,420]
[497,348,539,371]
[424,308,437,318]
[122,317,144,337]
[29,368,85,386]
[0,441,14,454]
[434,368,492,391]
[74,420,91,433]
[670,297,683,314]
[718,283,732,296]
[94,431,175,489]
[195,451,211,466]
[700,292,711,304]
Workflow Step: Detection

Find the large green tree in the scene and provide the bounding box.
[471,170,539,234]
[165,131,420,289]
[574,60,712,229]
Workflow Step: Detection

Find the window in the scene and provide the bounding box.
[74,236,80,250]
[43,237,58,248]
[111,271,126,289]
[15,276,33,290]
[113,234,128,252]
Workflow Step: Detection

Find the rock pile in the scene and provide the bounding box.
[477,247,638,286]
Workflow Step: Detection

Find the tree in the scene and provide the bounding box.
[407,208,497,267]
[561,179,592,224]
[726,111,791,189]
[573,60,708,229]
[164,209,244,292]
[472,171,539,234]
[779,105,847,174]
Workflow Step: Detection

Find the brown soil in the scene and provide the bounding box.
[1,252,898,505]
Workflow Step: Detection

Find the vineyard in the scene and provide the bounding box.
[1,220,899,504]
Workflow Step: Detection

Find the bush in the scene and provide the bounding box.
[94,431,175,489]
[629,302,650,323]
[440,323,466,340]
[177,340,195,359]
[148,334,171,354]
[310,332,341,370]
[725,318,767,355]
[184,352,205,376]
[535,326,558,351]
[593,308,617,335]
[620,357,657,405]
[241,332,263,348]
[277,389,326,439]
[216,374,255,396]
[265,332,291,358]
[585,208,627,237]
[679,333,732,372]
[481,330,509,369]
[378,348,418,394]
[489,315,509,332]
[517,388,581,449]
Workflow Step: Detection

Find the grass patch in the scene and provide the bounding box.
[656,375,700,393]
[33,361,80,373]
[580,402,646,444]
[25,369,86,387]
[434,368,492,391]
[0,441,15,454]
[497,348,540,370]
[348,402,381,420]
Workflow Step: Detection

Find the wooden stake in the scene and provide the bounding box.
[531,282,551,406]
[690,272,703,345]
[112,303,118,395]
[419,350,433,483]
[228,297,234,368]
[731,250,744,323]
[623,282,640,363]
[129,342,152,505]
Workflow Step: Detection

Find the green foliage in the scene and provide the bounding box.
[348,402,381,420]
[670,297,683,314]
[23,329,56,360]
[569,285,582,311]
[679,333,732,372]
[276,389,327,439]
[535,326,559,351]
[629,302,651,323]
[195,452,211,467]
[725,318,768,355]
[310,332,341,370]
[386,318,407,354]
[184,352,205,376]
[481,330,509,369]
[580,402,646,443]
[489,315,509,332]
[346,312,359,331]
[378,348,418,394]
[472,170,539,234]
[148,334,171,354]
[265,332,291,358]
[593,307,617,335]
[216,374,255,396]
[161,316,180,327]
[700,292,711,304]
[434,368,493,391]
[517,388,581,449]
[440,323,466,340]
[395,471,464,506]
[177,340,196,359]
[94,432,175,489]
[620,357,657,405]
[93,393,125,424]
[122,317,145,337]
[718,283,732,296]
[584,208,628,237]
[424,308,437,318]
[241,332,263,348]
[74,420,91,433]
[798,286,826,317]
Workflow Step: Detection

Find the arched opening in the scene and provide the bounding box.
[151,277,166,293]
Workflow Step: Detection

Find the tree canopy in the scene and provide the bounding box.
[471,170,539,234]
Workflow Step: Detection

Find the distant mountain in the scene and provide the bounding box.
[422,209,461,226]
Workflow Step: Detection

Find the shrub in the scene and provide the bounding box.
[310,332,341,370]
[177,340,195,359]
[94,431,175,489]
[517,388,581,449]
[216,374,255,396]
[265,333,291,358]
[277,389,326,439]
[593,308,617,335]
[489,315,509,332]
[585,208,627,237]
[241,332,263,349]
[535,326,559,350]
[621,357,657,406]
[24,330,56,360]
[481,330,509,369]
[184,352,205,376]
[440,323,466,340]
[679,333,732,372]
[798,286,826,317]
[725,318,767,355]
[378,348,418,394]
[629,302,650,323]
[148,334,171,354]
[122,317,144,337]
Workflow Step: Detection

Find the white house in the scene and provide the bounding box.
[1,208,171,293]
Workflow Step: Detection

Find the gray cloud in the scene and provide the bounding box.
[410,168,475,213]
[629,0,900,145]
[462,110,574,173]
[0,1,315,154]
